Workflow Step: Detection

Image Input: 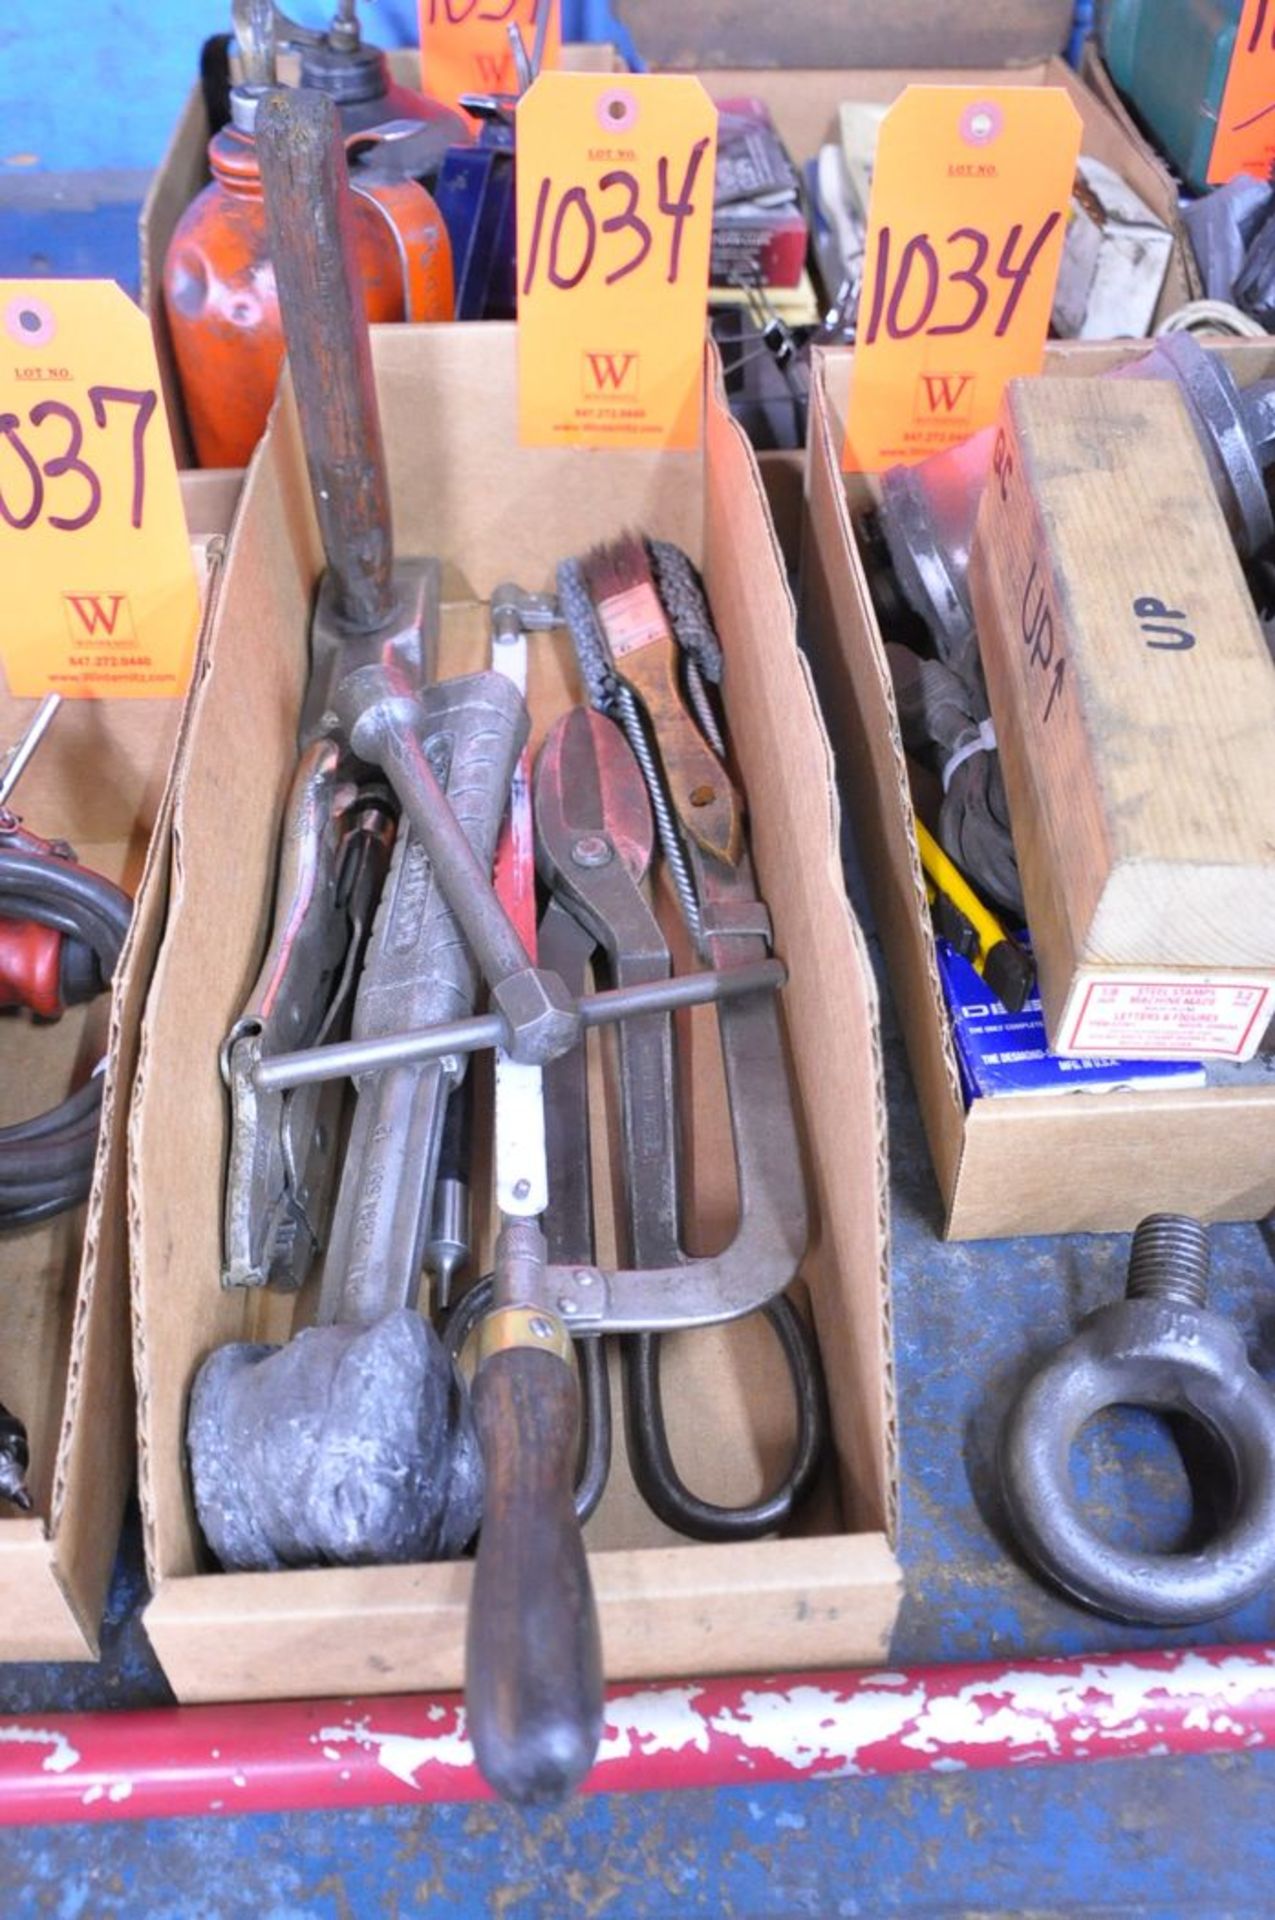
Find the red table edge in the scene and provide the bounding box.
[0,1641,1271,1824]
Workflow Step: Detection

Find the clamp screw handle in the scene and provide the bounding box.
[1126,1213,1210,1310]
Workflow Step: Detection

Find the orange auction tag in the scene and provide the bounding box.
[842,87,1081,474]
[0,282,198,700]
[1208,0,1275,183]
[516,73,716,451]
[419,0,561,118]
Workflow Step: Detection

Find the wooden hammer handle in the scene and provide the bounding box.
[256,86,395,635]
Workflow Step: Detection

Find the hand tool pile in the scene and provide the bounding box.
[184,87,823,1808]
[0,695,134,1513]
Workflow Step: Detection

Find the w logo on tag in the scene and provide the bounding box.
[582,351,640,398]
[914,372,975,421]
[474,51,513,90]
[62,592,134,640]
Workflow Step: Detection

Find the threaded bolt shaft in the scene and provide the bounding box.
[1126,1214,1210,1309]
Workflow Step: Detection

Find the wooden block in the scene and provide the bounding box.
[969,375,1275,1060]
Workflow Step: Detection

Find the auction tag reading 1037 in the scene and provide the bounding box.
[419,0,561,121]
[843,87,1082,474]
[0,281,199,700]
[516,73,717,452]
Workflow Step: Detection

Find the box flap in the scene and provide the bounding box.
[621,1,1073,70]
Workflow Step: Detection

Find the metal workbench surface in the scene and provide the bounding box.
[0,178,1273,1917]
[0,971,1271,1916]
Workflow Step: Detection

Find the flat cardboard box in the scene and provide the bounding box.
[801,340,1275,1241]
[138,45,622,469]
[687,60,1194,566]
[130,322,900,1703]
[0,472,228,1659]
[617,0,1074,71]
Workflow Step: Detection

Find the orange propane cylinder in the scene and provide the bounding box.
[163,91,453,468]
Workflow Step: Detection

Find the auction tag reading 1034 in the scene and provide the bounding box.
[843,86,1082,475]
[516,73,717,452]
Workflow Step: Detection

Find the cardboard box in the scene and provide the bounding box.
[129,322,900,1703]
[0,473,228,1659]
[181,468,242,570]
[1080,41,1203,305]
[138,45,623,469]
[801,340,1275,1241]
[684,60,1195,567]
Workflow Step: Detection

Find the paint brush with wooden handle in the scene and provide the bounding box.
[579,535,742,867]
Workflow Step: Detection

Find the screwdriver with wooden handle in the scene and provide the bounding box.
[465,588,603,1809]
